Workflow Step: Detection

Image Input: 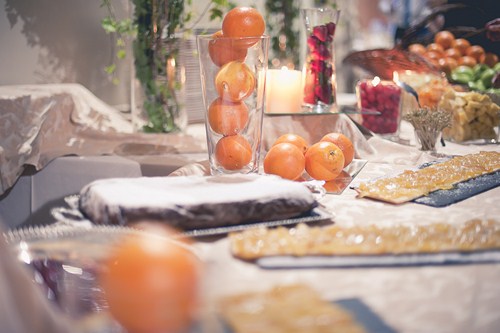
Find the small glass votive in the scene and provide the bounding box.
[197,35,270,175]
[356,77,403,137]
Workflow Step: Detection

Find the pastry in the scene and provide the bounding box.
[79,174,317,230]
[230,219,500,260]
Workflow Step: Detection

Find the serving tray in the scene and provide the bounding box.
[256,250,500,269]
[50,195,334,238]
[414,169,500,207]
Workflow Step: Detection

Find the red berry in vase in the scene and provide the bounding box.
[303,21,337,107]
[357,79,402,135]
[326,22,336,36]
[313,25,329,42]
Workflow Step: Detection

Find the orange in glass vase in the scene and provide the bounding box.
[215,134,253,170]
[222,6,265,48]
[215,61,256,102]
[208,30,248,67]
[208,97,249,136]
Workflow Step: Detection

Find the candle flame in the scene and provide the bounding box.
[372,76,381,86]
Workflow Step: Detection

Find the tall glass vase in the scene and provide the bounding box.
[301,7,340,113]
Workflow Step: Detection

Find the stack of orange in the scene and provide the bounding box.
[264,132,355,183]
[206,7,265,171]
[408,31,498,75]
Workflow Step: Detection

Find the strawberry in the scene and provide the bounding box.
[312,25,328,42]
[326,22,336,36]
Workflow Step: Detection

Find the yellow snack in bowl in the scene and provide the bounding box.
[439,90,500,142]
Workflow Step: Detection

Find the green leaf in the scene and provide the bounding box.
[104,64,116,74]
[116,38,125,47]
[101,17,116,33]
[117,49,126,59]
[210,8,223,21]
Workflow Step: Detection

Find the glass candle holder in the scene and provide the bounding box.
[356,77,403,137]
[301,7,341,113]
[197,35,270,175]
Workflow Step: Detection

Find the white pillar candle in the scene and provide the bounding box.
[265,68,303,114]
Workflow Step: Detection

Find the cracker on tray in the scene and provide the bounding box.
[356,151,500,204]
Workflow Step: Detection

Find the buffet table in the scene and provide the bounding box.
[2,84,500,333]
[191,138,500,333]
[167,120,500,333]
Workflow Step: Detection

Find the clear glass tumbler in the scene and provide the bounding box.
[356,77,403,137]
[197,35,270,175]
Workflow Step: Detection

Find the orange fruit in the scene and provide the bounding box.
[424,51,441,61]
[305,141,345,181]
[480,52,499,67]
[215,61,256,102]
[458,55,477,67]
[100,223,201,333]
[264,143,305,180]
[408,43,426,55]
[452,38,471,56]
[438,57,458,75]
[208,97,249,136]
[444,48,461,60]
[273,133,309,155]
[208,30,248,67]
[320,132,354,168]
[222,7,265,47]
[434,31,455,49]
[426,43,444,55]
[215,134,252,170]
[466,45,485,63]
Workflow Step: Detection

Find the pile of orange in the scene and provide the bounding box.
[206,7,265,171]
[264,132,355,182]
[408,31,499,74]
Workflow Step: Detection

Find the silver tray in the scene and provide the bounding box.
[50,196,334,238]
[256,250,500,268]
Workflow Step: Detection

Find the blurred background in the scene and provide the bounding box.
[0,0,461,123]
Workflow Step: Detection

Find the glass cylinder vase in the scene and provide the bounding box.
[197,35,270,175]
[301,7,341,113]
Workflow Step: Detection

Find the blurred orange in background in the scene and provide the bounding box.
[100,223,202,333]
